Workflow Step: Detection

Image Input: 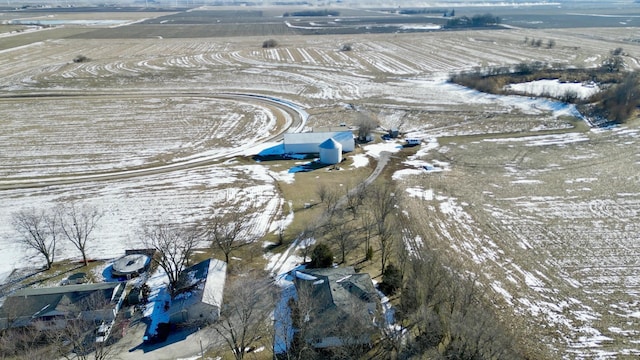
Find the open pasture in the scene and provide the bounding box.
[1,7,640,357]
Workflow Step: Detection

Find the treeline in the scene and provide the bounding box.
[398,8,452,15]
[445,13,500,28]
[283,9,339,17]
[585,72,639,124]
[450,50,639,124]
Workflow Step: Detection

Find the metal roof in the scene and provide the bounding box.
[319,138,341,150]
[0,282,125,321]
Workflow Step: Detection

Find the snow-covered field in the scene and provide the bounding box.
[1,25,640,358]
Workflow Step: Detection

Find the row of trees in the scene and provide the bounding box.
[282,9,339,17]
[445,13,500,28]
[311,180,401,275]
[11,203,103,269]
[523,37,556,49]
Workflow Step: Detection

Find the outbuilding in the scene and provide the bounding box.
[319,138,343,164]
[284,131,354,154]
[112,253,151,278]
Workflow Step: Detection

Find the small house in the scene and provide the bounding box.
[169,258,227,324]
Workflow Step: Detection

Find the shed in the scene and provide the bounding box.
[319,138,342,164]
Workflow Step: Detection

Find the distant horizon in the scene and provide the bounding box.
[2,0,636,9]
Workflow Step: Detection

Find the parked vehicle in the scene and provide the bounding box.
[95,320,114,343]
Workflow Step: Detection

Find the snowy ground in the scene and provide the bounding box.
[1,25,640,358]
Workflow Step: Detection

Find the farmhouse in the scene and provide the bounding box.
[292,267,379,349]
[283,130,355,154]
[169,258,227,324]
[0,282,126,331]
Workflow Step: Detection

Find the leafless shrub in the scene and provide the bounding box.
[262,39,278,48]
[340,43,353,51]
[73,55,89,63]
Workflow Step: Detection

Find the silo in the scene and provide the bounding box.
[319,138,342,164]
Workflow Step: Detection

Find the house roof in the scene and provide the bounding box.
[293,267,379,346]
[296,266,377,314]
[175,258,226,307]
[0,282,126,321]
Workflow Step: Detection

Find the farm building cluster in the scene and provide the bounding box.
[0,252,227,347]
[283,129,355,165]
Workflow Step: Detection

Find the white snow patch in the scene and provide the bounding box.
[505,79,600,100]
[405,187,434,201]
[350,154,369,168]
[363,141,403,158]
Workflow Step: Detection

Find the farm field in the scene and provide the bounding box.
[1,4,640,358]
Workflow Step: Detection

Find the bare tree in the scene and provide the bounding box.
[213,272,276,360]
[298,226,316,263]
[326,215,358,264]
[12,208,58,270]
[141,223,199,295]
[316,183,340,215]
[355,112,378,142]
[368,181,401,273]
[58,203,103,267]
[360,210,375,260]
[205,211,250,264]
[0,326,52,360]
[345,182,367,219]
[377,220,398,275]
[50,317,121,360]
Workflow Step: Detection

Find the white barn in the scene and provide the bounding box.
[284,131,354,154]
[319,138,342,164]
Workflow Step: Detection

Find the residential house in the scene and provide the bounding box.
[0,282,126,331]
[169,258,227,324]
[292,267,380,349]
